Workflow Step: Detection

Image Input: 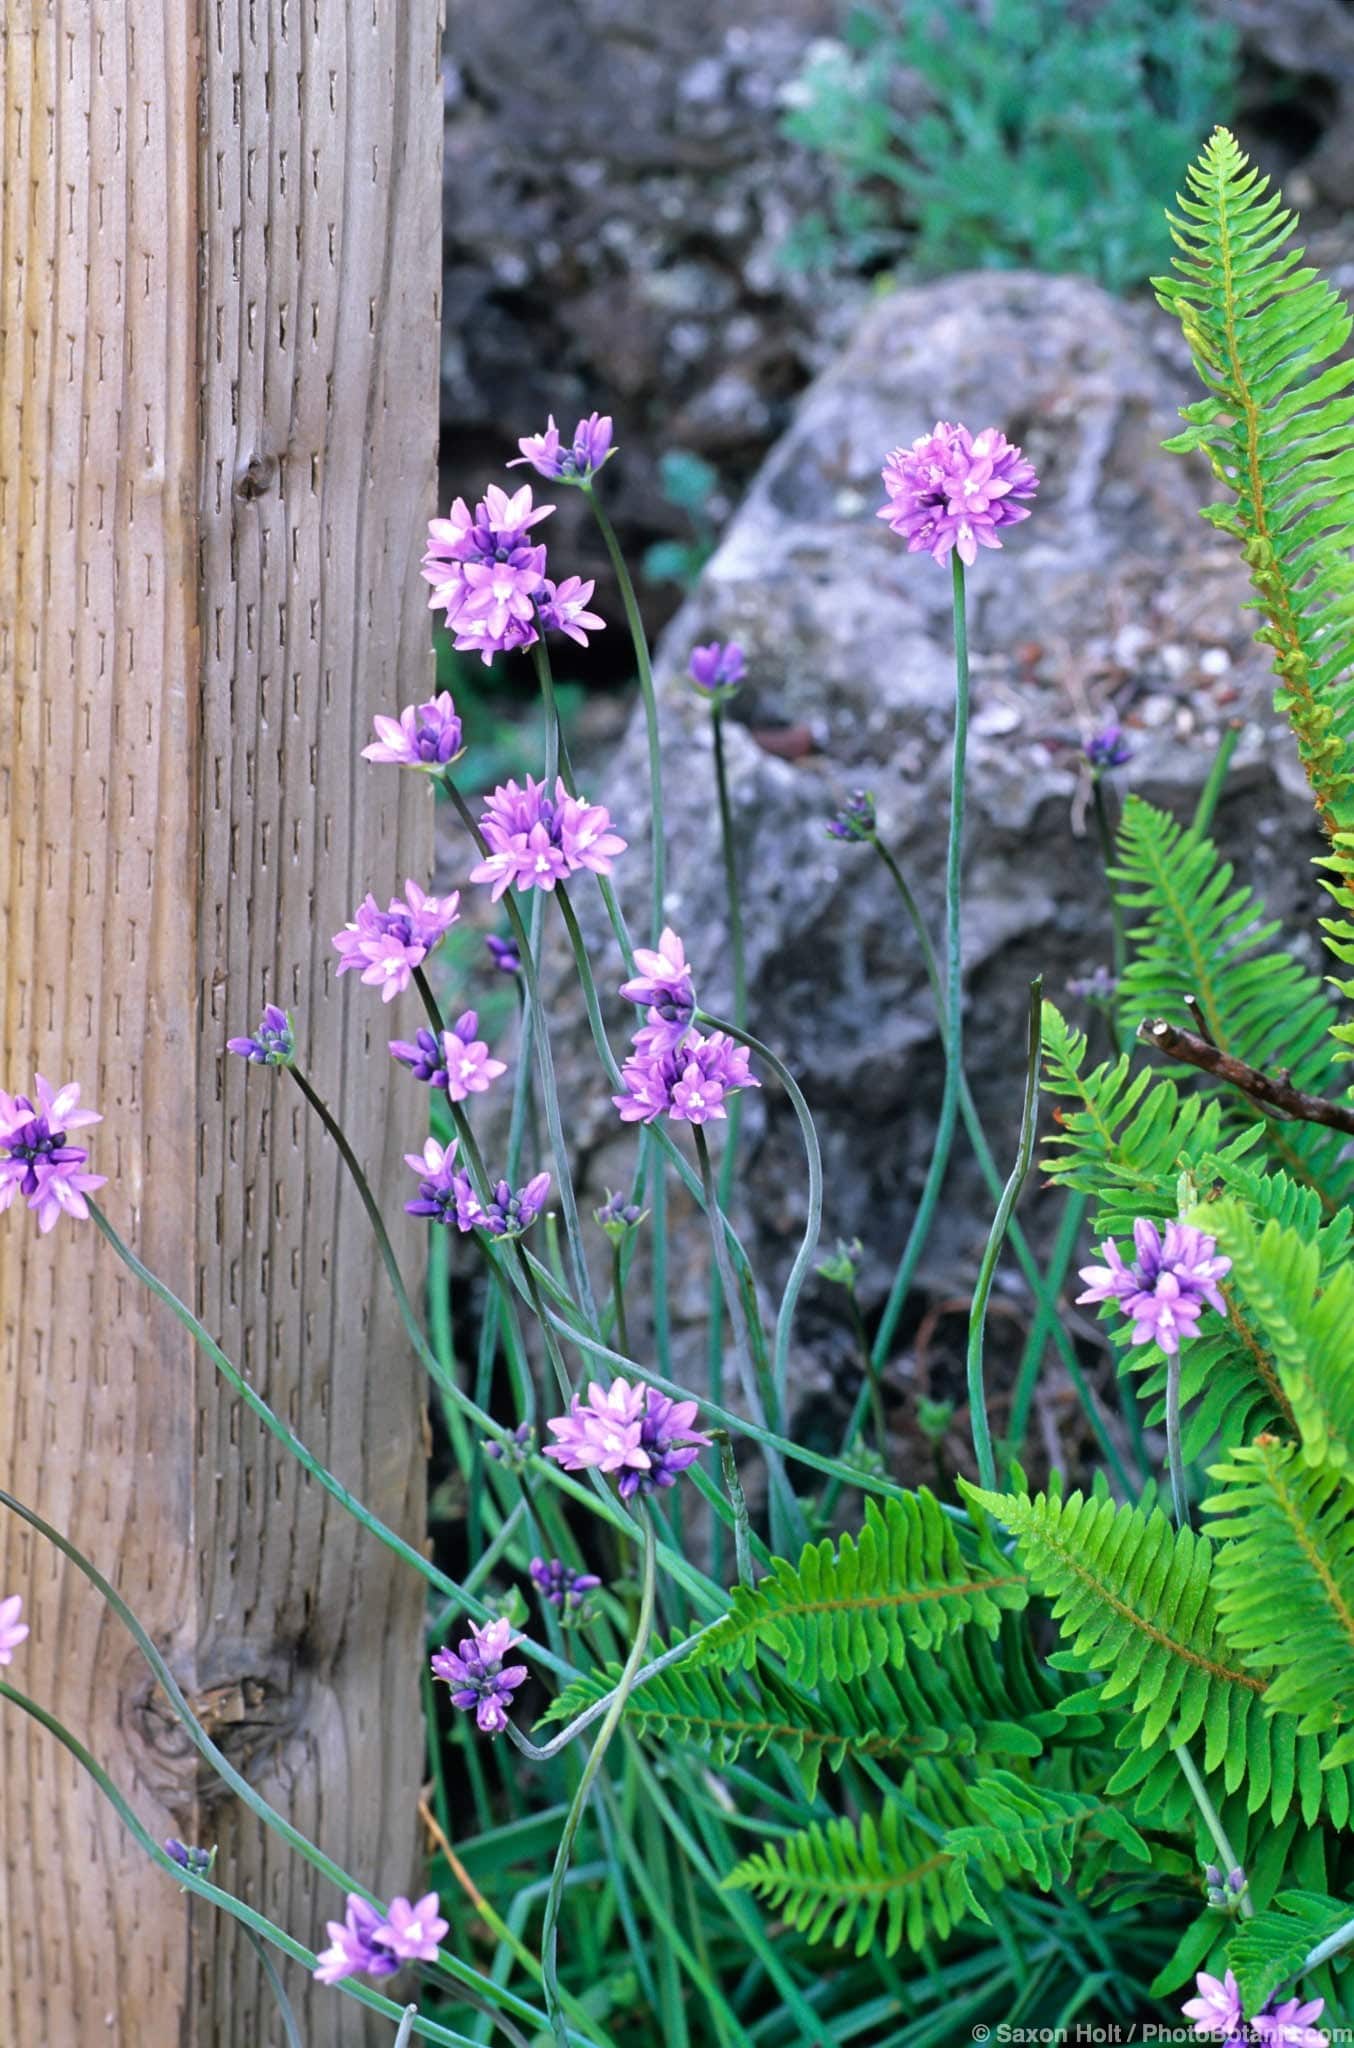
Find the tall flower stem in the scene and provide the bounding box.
[966,981,1042,1492]
[695,1009,821,1426]
[867,836,1133,1492]
[707,704,748,1566]
[1091,776,1128,984]
[531,637,563,787]
[1171,1735,1252,1918]
[583,482,665,938]
[539,1515,658,2048]
[872,554,970,1366]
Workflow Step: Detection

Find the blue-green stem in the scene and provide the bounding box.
[872,554,970,1365]
[1297,1916,1354,1977]
[540,1515,658,2048]
[709,707,749,1435]
[394,2009,421,2048]
[696,1009,822,1429]
[966,981,1042,1491]
[865,836,1133,1495]
[719,1436,756,1588]
[1171,1735,1252,1918]
[1191,722,1241,836]
[1090,776,1128,985]
[248,1927,305,2048]
[583,481,666,937]
[531,636,562,787]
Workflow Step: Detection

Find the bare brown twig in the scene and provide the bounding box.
[1138,1017,1354,1135]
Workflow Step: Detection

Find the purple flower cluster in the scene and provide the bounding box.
[595,1188,646,1241]
[431,1616,529,1735]
[613,1028,758,1127]
[688,641,746,702]
[1183,1969,1325,2047]
[878,421,1038,568]
[469,775,627,901]
[1078,1219,1230,1356]
[826,790,877,843]
[165,1838,215,1876]
[0,1078,105,1235]
[314,1891,450,1984]
[530,1556,602,1612]
[1085,724,1133,772]
[421,484,604,665]
[485,1421,533,1467]
[362,692,464,772]
[544,1378,713,1500]
[511,411,614,484]
[332,880,460,1003]
[404,1137,550,1240]
[226,1005,295,1066]
[0,1594,28,1665]
[485,933,521,974]
[618,927,696,1051]
[390,1013,506,1102]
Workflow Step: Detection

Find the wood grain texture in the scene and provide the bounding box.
[0,1,442,2039]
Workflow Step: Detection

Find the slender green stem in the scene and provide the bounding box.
[707,707,746,1544]
[867,836,1134,1494]
[966,981,1042,1492]
[1165,1348,1189,1531]
[1191,722,1241,836]
[872,554,970,1365]
[540,1517,658,2048]
[719,1437,755,1588]
[1091,778,1128,984]
[1297,1915,1354,1977]
[610,1242,630,1358]
[247,1930,305,2048]
[696,1010,821,1426]
[1171,1737,1253,1918]
[504,1609,726,1764]
[531,637,562,787]
[584,482,665,936]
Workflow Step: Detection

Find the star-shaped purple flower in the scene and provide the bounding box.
[0,1077,106,1234]
[1077,1218,1230,1356]
[362,692,464,771]
[544,1378,712,1500]
[432,1617,529,1735]
[332,880,460,1002]
[878,421,1038,568]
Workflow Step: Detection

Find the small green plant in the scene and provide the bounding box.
[781,0,1238,291]
[640,448,723,592]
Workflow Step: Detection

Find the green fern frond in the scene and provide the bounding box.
[1198,1195,1354,1471]
[723,1788,972,1957]
[1155,127,1354,838]
[1112,796,1354,1202]
[685,1490,1028,1684]
[1116,1324,1292,1467]
[1227,1890,1353,2017]
[1040,1001,1259,1233]
[543,1626,1051,1800]
[962,1484,1264,1751]
[943,1769,1150,1902]
[1203,1438,1354,1740]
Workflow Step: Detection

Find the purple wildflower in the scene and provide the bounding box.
[391,1013,505,1102]
[612,1028,758,1127]
[0,1595,29,1665]
[1254,1994,1326,2047]
[1066,965,1118,1004]
[431,1616,529,1735]
[226,1004,295,1066]
[1085,724,1133,773]
[878,422,1038,568]
[544,1378,713,1500]
[468,775,627,900]
[688,641,746,702]
[0,1078,106,1234]
[423,484,553,666]
[1077,1219,1231,1356]
[595,1188,646,1242]
[536,574,605,646]
[165,1838,215,1876]
[485,933,521,974]
[403,1139,550,1239]
[826,790,877,842]
[618,927,696,1049]
[332,880,460,1002]
[373,1894,450,1965]
[362,692,464,771]
[529,1556,603,1612]
[510,411,615,483]
[485,1421,533,1466]
[1183,1970,1244,2041]
[313,1895,402,1984]
[458,1172,552,1239]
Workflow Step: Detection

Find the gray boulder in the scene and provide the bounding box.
[529,271,1324,1460]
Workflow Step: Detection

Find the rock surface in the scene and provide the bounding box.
[519,270,1328,1468]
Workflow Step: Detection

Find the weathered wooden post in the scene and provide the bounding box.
[0,2,442,2039]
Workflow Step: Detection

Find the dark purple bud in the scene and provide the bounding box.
[226,1005,295,1066]
[826,790,876,842]
[1085,724,1133,772]
[485,934,521,975]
